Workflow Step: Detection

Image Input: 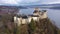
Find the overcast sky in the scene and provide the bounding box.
[0,0,60,5]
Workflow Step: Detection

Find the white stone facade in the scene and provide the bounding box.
[14,16,28,26]
[40,11,47,19]
[22,19,28,24]
[28,16,39,23]
[28,17,32,23]
[17,18,22,26]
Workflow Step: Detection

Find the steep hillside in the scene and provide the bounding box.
[28,18,58,34]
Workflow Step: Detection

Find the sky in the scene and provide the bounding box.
[0,0,60,5]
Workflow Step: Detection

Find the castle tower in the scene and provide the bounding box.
[33,8,40,15]
[43,10,47,17]
[14,16,17,23]
[40,10,47,19]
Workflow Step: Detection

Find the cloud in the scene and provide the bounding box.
[40,0,60,4]
[0,0,19,4]
[47,2,60,4]
[0,0,60,5]
[0,0,40,5]
[19,0,40,3]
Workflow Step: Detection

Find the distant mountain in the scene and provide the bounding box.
[26,3,60,9]
[0,6,27,15]
[28,3,60,6]
[0,5,27,9]
[45,3,60,9]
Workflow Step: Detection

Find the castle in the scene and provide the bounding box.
[14,8,48,26]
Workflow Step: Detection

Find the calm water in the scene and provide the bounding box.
[19,8,60,28]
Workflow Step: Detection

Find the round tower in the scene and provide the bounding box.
[33,8,40,15]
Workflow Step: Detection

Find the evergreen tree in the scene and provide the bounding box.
[29,19,36,31]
